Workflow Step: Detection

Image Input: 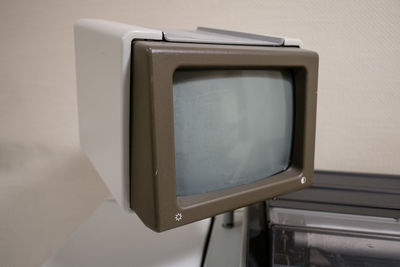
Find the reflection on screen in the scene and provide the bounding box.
[173,70,293,196]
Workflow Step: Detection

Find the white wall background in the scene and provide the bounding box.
[0,0,399,266]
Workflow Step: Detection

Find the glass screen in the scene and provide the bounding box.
[173,70,293,196]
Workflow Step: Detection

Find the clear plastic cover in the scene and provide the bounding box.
[173,70,293,196]
[272,226,400,266]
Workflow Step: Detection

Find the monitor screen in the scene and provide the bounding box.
[173,70,294,196]
[129,41,317,231]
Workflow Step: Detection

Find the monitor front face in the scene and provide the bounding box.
[131,41,318,231]
[173,70,294,196]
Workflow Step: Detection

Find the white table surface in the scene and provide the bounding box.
[43,199,210,267]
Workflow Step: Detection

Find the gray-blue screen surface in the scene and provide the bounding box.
[173,70,293,196]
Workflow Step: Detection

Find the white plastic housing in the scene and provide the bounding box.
[74,19,162,211]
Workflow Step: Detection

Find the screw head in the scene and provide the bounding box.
[301,176,307,184]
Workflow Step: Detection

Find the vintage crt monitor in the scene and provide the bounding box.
[74,19,318,232]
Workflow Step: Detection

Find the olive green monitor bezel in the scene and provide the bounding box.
[131,41,318,232]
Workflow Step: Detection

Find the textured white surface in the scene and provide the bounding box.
[75,19,162,211]
[1,1,399,173]
[43,200,209,267]
[0,0,399,266]
[0,146,109,267]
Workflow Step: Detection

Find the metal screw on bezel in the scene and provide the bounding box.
[301,176,307,184]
